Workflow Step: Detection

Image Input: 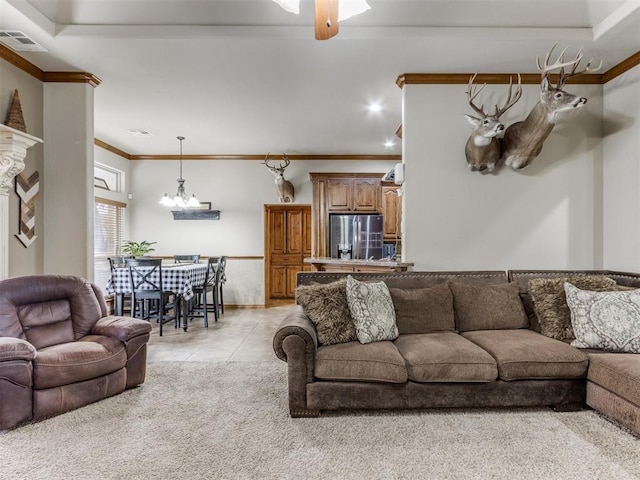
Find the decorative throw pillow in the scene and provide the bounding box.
[564,283,640,353]
[295,278,357,346]
[528,275,618,340]
[449,281,528,332]
[389,284,455,334]
[345,275,398,344]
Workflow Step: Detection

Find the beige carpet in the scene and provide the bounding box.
[1,362,639,480]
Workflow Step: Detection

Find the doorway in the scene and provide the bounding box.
[264,204,312,306]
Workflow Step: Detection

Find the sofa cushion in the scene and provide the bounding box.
[461,329,588,381]
[346,276,398,344]
[528,275,618,341]
[586,352,640,407]
[33,335,127,390]
[389,284,456,335]
[565,283,640,353]
[295,279,357,346]
[315,340,407,384]
[450,282,528,332]
[394,332,497,382]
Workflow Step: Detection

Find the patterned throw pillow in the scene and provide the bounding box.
[345,276,398,344]
[295,279,357,346]
[564,283,640,353]
[528,275,618,340]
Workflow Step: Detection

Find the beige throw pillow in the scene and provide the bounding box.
[346,275,398,344]
[565,283,640,353]
[528,275,617,340]
[295,278,357,346]
[389,283,455,334]
[449,282,528,332]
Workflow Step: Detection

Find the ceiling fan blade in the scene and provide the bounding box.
[315,0,339,40]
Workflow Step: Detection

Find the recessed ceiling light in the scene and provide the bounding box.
[126,129,153,137]
[384,140,395,147]
[368,103,382,112]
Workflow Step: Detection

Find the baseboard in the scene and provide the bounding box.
[225,304,265,309]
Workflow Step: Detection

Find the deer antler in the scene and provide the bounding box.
[466,73,487,117]
[537,43,602,89]
[494,73,522,117]
[280,153,290,169]
[262,153,277,171]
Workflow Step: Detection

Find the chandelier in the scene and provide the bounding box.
[159,136,201,208]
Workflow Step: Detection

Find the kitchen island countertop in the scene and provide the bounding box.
[304,257,414,272]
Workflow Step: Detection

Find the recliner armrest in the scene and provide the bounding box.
[91,316,152,342]
[0,337,36,362]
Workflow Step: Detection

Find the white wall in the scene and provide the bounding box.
[43,83,95,278]
[602,65,640,271]
[403,83,604,271]
[128,158,396,305]
[1,59,44,277]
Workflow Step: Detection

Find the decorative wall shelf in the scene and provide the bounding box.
[171,202,220,220]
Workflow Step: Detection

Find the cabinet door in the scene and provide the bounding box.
[382,186,401,240]
[327,179,353,211]
[286,266,300,298]
[286,209,304,254]
[303,208,312,255]
[353,178,380,211]
[270,267,288,298]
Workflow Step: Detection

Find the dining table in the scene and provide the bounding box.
[106,262,210,330]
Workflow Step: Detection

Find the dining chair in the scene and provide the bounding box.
[189,256,220,327]
[174,254,201,264]
[217,256,228,315]
[108,256,130,315]
[126,258,176,336]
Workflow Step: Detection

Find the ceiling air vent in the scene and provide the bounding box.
[126,129,154,138]
[0,30,47,52]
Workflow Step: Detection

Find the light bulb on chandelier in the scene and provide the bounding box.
[159,136,200,209]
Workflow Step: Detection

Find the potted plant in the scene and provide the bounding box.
[122,240,157,258]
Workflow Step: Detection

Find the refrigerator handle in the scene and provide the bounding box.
[353,216,360,259]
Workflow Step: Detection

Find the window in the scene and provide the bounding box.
[94,198,126,292]
[94,163,122,192]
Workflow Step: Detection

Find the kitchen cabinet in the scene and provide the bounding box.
[311,173,384,257]
[326,177,380,212]
[381,184,402,241]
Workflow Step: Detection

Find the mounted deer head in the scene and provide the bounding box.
[502,44,601,170]
[262,153,295,203]
[464,73,522,172]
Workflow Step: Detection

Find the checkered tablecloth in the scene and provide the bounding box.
[106,263,209,301]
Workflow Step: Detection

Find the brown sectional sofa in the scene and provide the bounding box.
[273,270,640,437]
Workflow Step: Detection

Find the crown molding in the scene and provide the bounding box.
[396,51,640,88]
[602,51,640,83]
[42,71,102,87]
[0,46,100,87]
[94,139,131,159]
[396,72,605,88]
[0,44,44,80]
[93,140,400,161]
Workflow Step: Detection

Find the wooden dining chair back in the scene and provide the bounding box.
[108,256,126,272]
[190,256,220,327]
[174,254,200,264]
[126,258,175,336]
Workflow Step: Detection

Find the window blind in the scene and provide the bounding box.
[94,197,126,292]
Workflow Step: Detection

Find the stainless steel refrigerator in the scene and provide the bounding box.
[329,214,384,260]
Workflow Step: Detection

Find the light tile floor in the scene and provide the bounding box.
[146,305,290,363]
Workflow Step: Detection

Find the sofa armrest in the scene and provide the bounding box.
[0,337,36,362]
[91,316,152,342]
[273,305,318,364]
[272,305,319,416]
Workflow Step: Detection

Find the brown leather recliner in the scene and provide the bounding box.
[0,274,152,430]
